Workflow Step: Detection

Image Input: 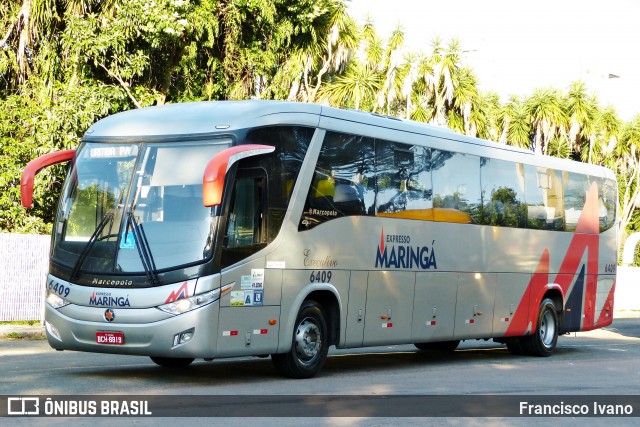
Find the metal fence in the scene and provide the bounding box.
[0,233,50,321]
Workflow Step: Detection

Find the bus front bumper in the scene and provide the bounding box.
[44,302,219,358]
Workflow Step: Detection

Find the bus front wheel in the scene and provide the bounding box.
[150,356,194,368]
[272,300,329,379]
[521,298,559,357]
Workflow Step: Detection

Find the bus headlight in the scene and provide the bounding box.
[157,288,221,315]
[46,290,70,309]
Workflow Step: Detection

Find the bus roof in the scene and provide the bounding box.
[83,100,615,179]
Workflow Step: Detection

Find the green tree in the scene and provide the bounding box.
[498,96,532,148]
[526,87,567,156]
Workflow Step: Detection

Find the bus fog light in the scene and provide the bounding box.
[45,321,62,341]
[173,328,195,347]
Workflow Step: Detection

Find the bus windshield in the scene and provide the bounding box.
[52,139,231,277]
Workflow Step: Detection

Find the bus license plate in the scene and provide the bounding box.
[96,331,124,345]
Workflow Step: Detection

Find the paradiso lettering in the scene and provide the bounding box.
[375,228,437,270]
[89,291,131,307]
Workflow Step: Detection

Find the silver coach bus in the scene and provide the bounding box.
[21,101,618,378]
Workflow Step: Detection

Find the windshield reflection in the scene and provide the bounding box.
[52,140,230,278]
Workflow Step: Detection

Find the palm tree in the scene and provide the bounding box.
[451,67,479,136]
[565,81,600,162]
[373,25,405,115]
[317,60,381,110]
[399,51,420,119]
[470,90,500,140]
[1,0,117,86]
[279,0,359,103]
[597,105,622,166]
[616,116,640,251]
[416,37,468,127]
[498,96,532,149]
[526,88,567,155]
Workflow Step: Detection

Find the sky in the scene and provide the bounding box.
[348,0,640,120]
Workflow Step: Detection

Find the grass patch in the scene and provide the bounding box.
[0,320,41,326]
[5,332,25,339]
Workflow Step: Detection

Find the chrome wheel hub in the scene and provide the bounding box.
[295,318,321,362]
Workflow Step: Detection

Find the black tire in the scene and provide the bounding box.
[414,340,460,352]
[272,300,329,379]
[521,298,559,357]
[150,356,194,368]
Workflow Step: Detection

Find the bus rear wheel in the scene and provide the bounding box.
[272,300,329,379]
[414,340,460,352]
[521,298,559,357]
[150,356,194,368]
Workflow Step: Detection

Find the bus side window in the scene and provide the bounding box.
[221,171,266,268]
[524,166,564,231]
[480,158,526,228]
[299,132,374,230]
[374,140,433,217]
[596,177,616,232]
[563,172,588,232]
[431,150,482,223]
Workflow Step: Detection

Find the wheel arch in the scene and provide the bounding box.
[276,284,342,354]
[530,284,564,334]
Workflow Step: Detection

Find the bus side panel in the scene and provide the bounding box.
[363,271,415,346]
[557,271,583,332]
[593,275,615,329]
[343,270,368,348]
[562,271,616,333]
[216,306,281,357]
[217,258,282,356]
[453,273,496,339]
[493,273,531,337]
[411,272,457,343]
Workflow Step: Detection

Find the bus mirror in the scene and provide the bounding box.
[202,144,275,207]
[21,149,76,209]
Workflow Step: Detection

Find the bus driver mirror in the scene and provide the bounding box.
[21,149,76,209]
[202,144,275,207]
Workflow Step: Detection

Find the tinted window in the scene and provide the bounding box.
[221,171,267,268]
[480,158,526,227]
[524,166,564,230]
[432,150,482,223]
[244,126,314,239]
[300,132,375,230]
[595,177,617,232]
[375,140,432,219]
[564,172,589,231]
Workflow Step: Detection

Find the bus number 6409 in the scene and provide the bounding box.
[309,270,332,283]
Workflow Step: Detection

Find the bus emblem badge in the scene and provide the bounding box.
[104,309,115,322]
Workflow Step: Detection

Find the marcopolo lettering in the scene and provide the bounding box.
[375,229,437,270]
[91,278,133,286]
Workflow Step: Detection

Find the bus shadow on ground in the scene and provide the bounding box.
[603,317,640,339]
[65,343,593,384]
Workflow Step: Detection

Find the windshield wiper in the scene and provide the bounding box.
[126,212,159,286]
[70,213,114,280]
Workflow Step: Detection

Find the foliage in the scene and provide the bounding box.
[0,0,347,231]
[1,0,640,263]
